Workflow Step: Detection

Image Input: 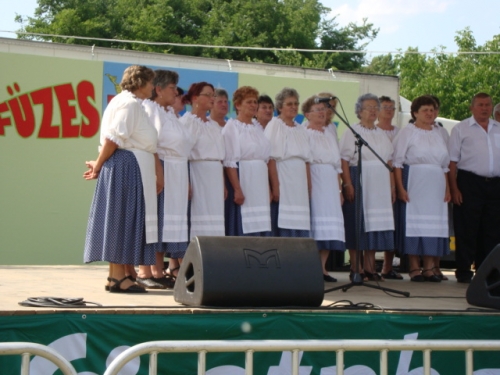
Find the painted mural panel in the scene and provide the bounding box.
[0,52,103,264]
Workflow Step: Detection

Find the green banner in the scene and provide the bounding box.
[1,312,500,374]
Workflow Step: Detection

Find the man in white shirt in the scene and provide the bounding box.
[448,93,500,283]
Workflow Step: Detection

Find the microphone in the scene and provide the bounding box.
[313,96,337,104]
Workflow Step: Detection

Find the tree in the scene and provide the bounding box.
[362,54,397,76]
[363,28,500,120]
[15,0,378,71]
[318,17,378,71]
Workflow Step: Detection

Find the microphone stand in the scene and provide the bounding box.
[324,104,409,297]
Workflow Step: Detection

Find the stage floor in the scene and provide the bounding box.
[0,265,490,315]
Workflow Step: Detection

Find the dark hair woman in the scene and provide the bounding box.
[180,82,226,240]
[393,95,450,282]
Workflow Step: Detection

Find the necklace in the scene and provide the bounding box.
[279,116,295,127]
[360,123,375,130]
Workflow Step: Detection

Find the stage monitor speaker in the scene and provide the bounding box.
[174,236,324,307]
[466,244,500,310]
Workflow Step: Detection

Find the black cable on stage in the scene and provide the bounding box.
[18,297,102,308]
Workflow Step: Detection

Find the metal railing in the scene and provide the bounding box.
[0,342,77,375]
[103,339,500,375]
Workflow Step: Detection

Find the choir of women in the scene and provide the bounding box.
[84,66,453,291]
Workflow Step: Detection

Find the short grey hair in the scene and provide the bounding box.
[275,87,299,110]
[215,88,228,99]
[355,93,380,119]
[151,69,179,100]
[494,102,500,116]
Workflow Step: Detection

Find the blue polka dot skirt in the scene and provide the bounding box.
[84,149,156,265]
[342,166,394,251]
[144,161,189,259]
[225,168,272,237]
[396,165,450,256]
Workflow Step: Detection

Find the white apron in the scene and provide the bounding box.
[406,164,448,238]
[189,160,225,239]
[310,164,345,241]
[239,160,272,233]
[130,149,158,244]
[361,160,394,232]
[162,156,189,242]
[277,158,310,230]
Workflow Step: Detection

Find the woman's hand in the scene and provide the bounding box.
[271,187,280,202]
[224,185,228,200]
[397,188,409,203]
[391,187,396,204]
[188,184,192,200]
[233,188,245,205]
[340,189,344,205]
[444,186,451,203]
[343,184,354,202]
[451,187,462,205]
[156,170,164,194]
[154,154,164,194]
[83,160,100,180]
[84,139,118,180]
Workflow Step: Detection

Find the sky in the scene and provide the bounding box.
[1,0,499,58]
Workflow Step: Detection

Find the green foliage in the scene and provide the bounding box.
[363,28,500,120]
[15,0,378,71]
[362,54,397,76]
[319,17,378,71]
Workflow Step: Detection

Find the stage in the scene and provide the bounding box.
[0,265,482,314]
[1,265,500,374]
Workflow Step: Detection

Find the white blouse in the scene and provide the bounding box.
[264,117,312,162]
[340,124,393,166]
[392,123,450,172]
[307,127,342,173]
[222,118,271,168]
[100,90,157,153]
[301,120,339,138]
[378,125,400,142]
[179,112,225,161]
[143,100,194,159]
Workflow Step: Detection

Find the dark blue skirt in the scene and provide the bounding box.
[316,240,345,251]
[225,167,272,237]
[270,201,310,238]
[342,166,394,251]
[84,149,156,265]
[145,161,189,259]
[396,165,450,257]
